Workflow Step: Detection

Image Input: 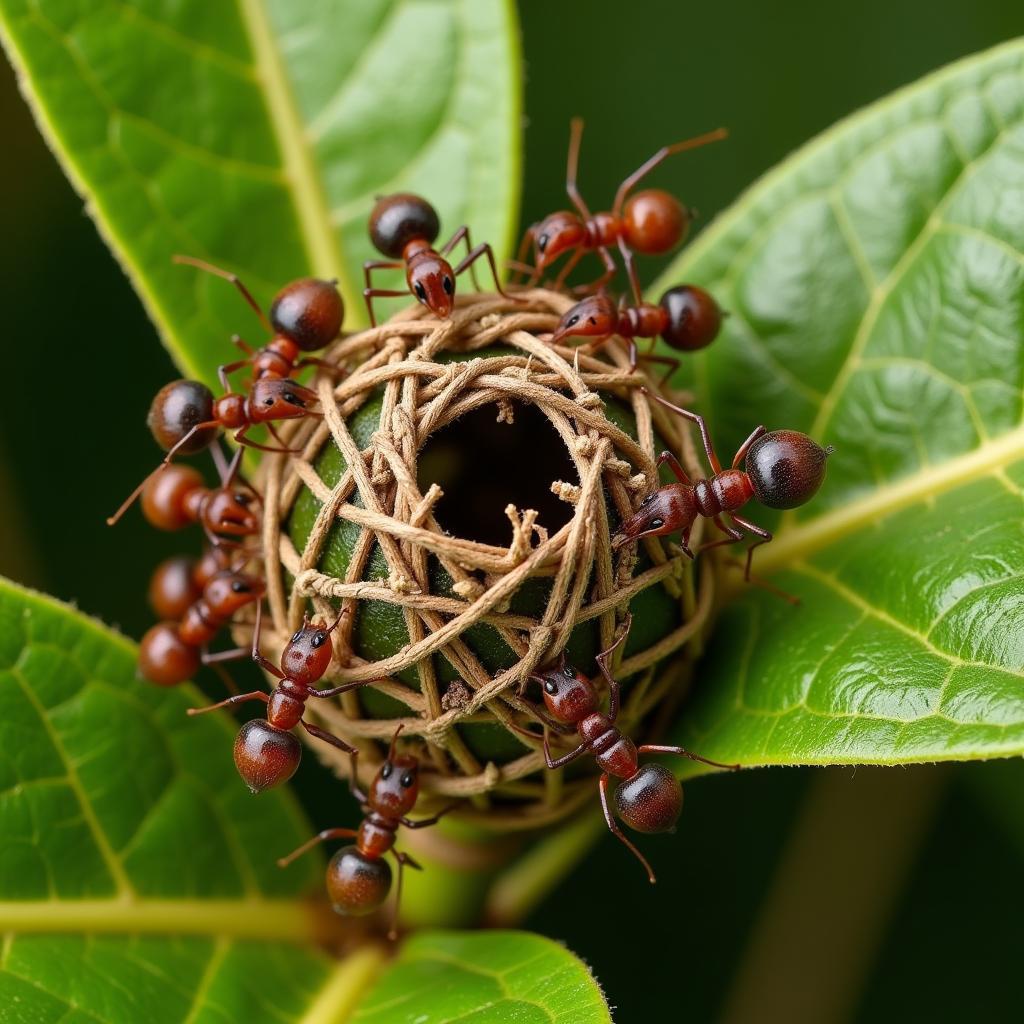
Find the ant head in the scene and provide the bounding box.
[147,379,217,454]
[326,847,392,916]
[550,294,617,344]
[658,285,722,352]
[269,278,344,352]
[250,378,319,423]
[622,189,690,255]
[370,728,420,816]
[141,463,205,531]
[532,662,598,725]
[280,608,344,685]
[614,763,684,834]
[745,430,833,510]
[406,252,456,319]
[369,193,441,258]
[203,487,259,537]
[533,211,586,269]
[147,555,202,621]
[612,486,693,548]
[203,569,265,618]
[234,719,301,793]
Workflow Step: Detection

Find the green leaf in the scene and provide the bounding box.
[0,0,522,381]
[654,39,1024,766]
[352,931,611,1024]
[0,577,608,1021]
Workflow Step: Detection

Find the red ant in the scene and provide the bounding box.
[276,725,456,939]
[139,564,265,687]
[518,616,738,883]
[173,256,344,390]
[613,392,832,590]
[147,547,227,621]
[549,285,722,374]
[363,193,515,325]
[187,604,364,793]
[107,374,318,526]
[515,120,726,297]
[134,445,260,548]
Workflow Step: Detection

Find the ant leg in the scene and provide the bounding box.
[678,528,695,560]
[389,849,423,941]
[656,450,691,484]
[218,444,245,488]
[218,358,251,393]
[301,722,360,795]
[643,390,722,473]
[233,425,297,455]
[638,352,681,385]
[206,661,239,696]
[363,287,407,327]
[186,690,269,716]
[564,117,595,221]
[599,774,656,884]
[250,604,285,679]
[438,226,481,290]
[696,515,744,554]
[617,238,644,306]
[570,247,617,296]
[731,426,768,468]
[232,334,255,355]
[611,127,729,218]
[595,613,632,722]
[726,516,799,606]
[542,729,587,769]
[638,743,740,771]
[349,751,367,806]
[172,255,271,331]
[511,225,540,285]
[399,803,459,830]
[276,827,358,868]
[453,242,521,302]
[201,646,250,666]
[362,261,403,327]
[552,248,584,291]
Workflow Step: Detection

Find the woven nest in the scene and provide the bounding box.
[249,288,717,830]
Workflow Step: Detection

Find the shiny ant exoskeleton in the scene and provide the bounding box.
[107,374,318,526]
[276,725,456,939]
[139,566,265,687]
[519,616,738,883]
[187,605,363,793]
[515,119,726,297]
[614,392,832,592]
[363,193,515,325]
[173,256,344,390]
[549,285,723,374]
[147,547,226,621]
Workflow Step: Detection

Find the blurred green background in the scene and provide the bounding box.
[1,0,1021,1019]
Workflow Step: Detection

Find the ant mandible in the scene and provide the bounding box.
[520,615,738,883]
[549,285,723,374]
[147,546,227,621]
[139,565,265,687]
[173,256,344,391]
[107,373,318,526]
[516,119,726,297]
[363,193,515,325]
[276,725,456,939]
[187,604,364,793]
[613,392,833,590]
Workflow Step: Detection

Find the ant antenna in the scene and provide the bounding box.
[387,724,405,761]
[173,254,271,332]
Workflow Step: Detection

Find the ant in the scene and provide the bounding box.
[147,546,227,621]
[107,373,318,526]
[173,256,344,391]
[515,119,726,298]
[518,616,738,883]
[276,725,456,939]
[363,193,515,325]
[138,564,265,688]
[549,284,722,374]
[187,604,364,793]
[613,392,832,591]
[135,445,260,548]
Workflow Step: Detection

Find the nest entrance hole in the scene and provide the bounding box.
[416,401,577,547]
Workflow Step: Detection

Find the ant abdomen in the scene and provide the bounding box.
[622,189,690,255]
[233,719,302,793]
[369,194,441,258]
[148,555,202,620]
[138,622,200,687]
[745,430,832,509]
[326,846,393,916]
[141,465,204,531]
[659,285,722,352]
[147,380,217,453]
[269,278,344,352]
[614,764,684,834]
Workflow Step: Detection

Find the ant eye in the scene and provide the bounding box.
[231,581,249,593]
[650,518,664,529]
[283,391,305,407]
[381,762,393,780]
[538,234,549,252]
[640,494,654,506]
[442,276,454,295]
[567,315,579,327]
[414,283,427,302]
[291,629,302,642]
[544,680,557,695]
[264,397,274,405]
[310,631,326,648]
[235,494,251,505]
[400,772,414,788]
[588,317,597,325]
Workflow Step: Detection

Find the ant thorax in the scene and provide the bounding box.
[692,471,754,518]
